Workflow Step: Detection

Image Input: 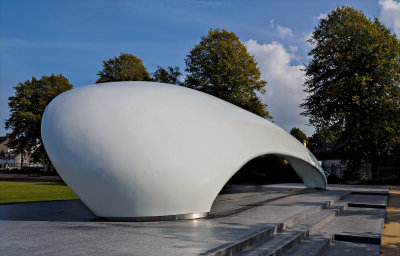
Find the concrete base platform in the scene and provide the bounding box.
[0,183,389,255]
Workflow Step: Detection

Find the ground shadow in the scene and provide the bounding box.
[0,199,96,222]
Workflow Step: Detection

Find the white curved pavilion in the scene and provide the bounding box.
[41,81,326,220]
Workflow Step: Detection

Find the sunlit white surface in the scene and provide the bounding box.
[41,81,326,218]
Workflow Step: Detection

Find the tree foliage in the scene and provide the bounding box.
[152,66,182,84]
[5,74,73,166]
[307,126,340,153]
[185,29,271,119]
[96,53,152,83]
[301,6,400,176]
[290,127,308,144]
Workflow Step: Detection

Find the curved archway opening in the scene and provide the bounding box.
[226,154,301,186]
[209,154,308,216]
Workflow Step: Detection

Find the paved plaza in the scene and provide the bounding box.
[0,183,391,255]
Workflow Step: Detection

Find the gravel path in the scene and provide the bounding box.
[381,186,400,256]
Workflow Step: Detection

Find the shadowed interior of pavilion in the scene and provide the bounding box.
[209,154,311,217]
[225,154,302,186]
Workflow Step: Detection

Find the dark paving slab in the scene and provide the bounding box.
[327,184,389,193]
[345,194,388,207]
[323,241,380,256]
[319,207,386,238]
[0,200,95,222]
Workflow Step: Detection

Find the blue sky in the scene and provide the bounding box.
[1,0,399,136]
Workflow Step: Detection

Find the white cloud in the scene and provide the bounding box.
[304,31,313,42]
[245,40,313,135]
[268,20,292,38]
[304,13,327,46]
[304,31,314,46]
[313,13,327,23]
[379,0,400,36]
[269,19,275,28]
[276,25,293,38]
[289,46,298,52]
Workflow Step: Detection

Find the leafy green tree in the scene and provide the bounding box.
[152,66,182,85]
[307,126,340,152]
[290,127,307,144]
[301,6,400,179]
[185,29,271,119]
[5,74,73,168]
[96,53,152,83]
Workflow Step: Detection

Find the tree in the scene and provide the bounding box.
[185,29,271,119]
[152,66,182,85]
[96,53,152,83]
[301,6,400,179]
[290,127,307,144]
[5,74,73,168]
[307,126,340,152]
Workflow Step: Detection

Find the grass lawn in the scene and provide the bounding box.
[0,179,79,204]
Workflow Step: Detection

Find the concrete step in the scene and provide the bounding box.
[285,201,386,256]
[318,207,386,240]
[293,203,347,235]
[284,235,332,256]
[199,224,283,256]
[239,230,308,256]
[284,198,386,256]
[270,203,346,256]
[234,203,345,255]
[282,199,347,229]
[200,192,351,256]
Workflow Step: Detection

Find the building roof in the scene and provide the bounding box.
[313,142,345,160]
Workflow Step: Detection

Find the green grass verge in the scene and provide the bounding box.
[0,179,79,204]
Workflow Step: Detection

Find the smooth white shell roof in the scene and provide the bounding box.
[41,81,326,219]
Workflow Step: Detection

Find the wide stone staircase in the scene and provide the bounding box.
[200,190,387,256]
